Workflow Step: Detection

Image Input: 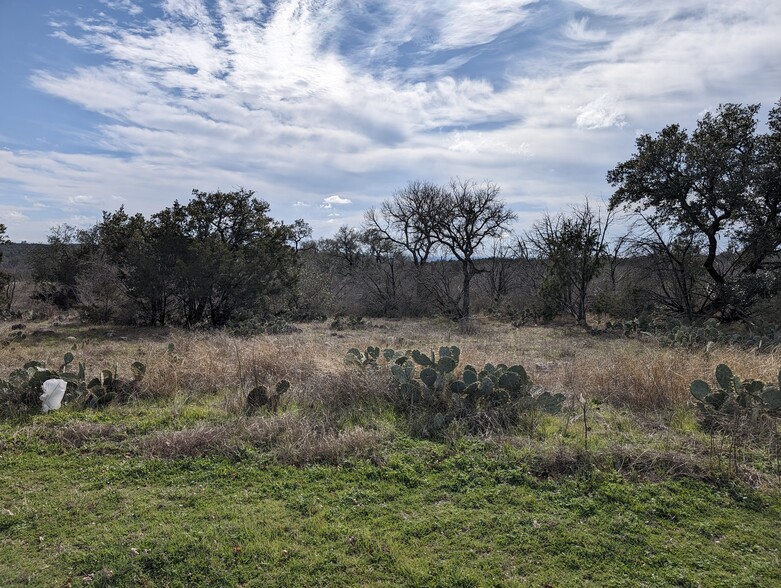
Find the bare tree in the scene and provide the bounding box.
[364,180,443,266]
[433,178,517,322]
[479,236,523,308]
[364,178,516,323]
[628,216,712,320]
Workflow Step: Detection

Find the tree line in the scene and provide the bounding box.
[1,99,779,328]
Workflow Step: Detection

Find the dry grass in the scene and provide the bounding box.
[497,438,729,483]
[52,421,128,448]
[137,413,390,465]
[138,422,242,460]
[565,340,780,413]
[9,421,128,449]
[1,316,778,417]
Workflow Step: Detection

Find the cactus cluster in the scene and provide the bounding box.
[690,364,781,413]
[362,344,565,434]
[246,379,291,415]
[0,353,146,417]
[229,316,300,336]
[345,346,405,368]
[604,316,781,352]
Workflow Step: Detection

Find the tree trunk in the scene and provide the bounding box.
[461,263,471,319]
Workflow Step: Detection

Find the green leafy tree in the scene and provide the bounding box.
[30,224,82,309]
[607,99,781,317]
[184,188,295,326]
[84,189,297,326]
[84,207,176,325]
[526,201,613,324]
[289,219,314,253]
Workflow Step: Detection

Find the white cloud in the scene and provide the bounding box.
[68,195,97,205]
[163,0,211,24]
[563,17,606,42]
[323,195,352,206]
[99,0,143,16]
[432,0,535,50]
[575,94,628,130]
[3,0,781,240]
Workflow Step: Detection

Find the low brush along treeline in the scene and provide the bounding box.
[1,98,780,331]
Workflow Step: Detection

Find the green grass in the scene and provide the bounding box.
[2,421,780,587]
[2,321,780,586]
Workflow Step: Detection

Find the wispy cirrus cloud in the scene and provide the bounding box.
[99,0,143,15]
[1,0,780,242]
[563,17,606,43]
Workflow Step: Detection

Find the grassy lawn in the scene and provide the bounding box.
[1,319,780,586]
[2,433,780,587]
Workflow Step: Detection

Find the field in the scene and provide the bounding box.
[1,317,780,587]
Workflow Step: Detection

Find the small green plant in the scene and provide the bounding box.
[331,315,367,331]
[228,315,300,336]
[603,316,781,352]
[690,364,781,473]
[690,364,781,414]
[345,346,405,368]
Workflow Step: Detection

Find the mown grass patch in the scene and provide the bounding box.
[1,432,780,587]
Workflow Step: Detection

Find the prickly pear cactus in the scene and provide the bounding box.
[690,363,781,414]
[377,344,565,436]
[246,385,270,415]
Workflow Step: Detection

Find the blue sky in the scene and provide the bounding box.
[1,0,780,242]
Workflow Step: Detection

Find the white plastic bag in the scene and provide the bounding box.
[40,378,68,413]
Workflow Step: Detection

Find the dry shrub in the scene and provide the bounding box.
[13,421,128,448]
[243,413,389,465]
[497,437,738,483]
[529,445,716,482]
[55,422,127,448]
[138,332,240,399]
[291,367,390,425]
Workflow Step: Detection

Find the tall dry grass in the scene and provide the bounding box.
[564,341,780,413]
[2,317,779,417]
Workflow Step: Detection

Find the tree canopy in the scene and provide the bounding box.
[38,189,299,326]
[608,99,781,317]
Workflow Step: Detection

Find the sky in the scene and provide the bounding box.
[1,0,780,243]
